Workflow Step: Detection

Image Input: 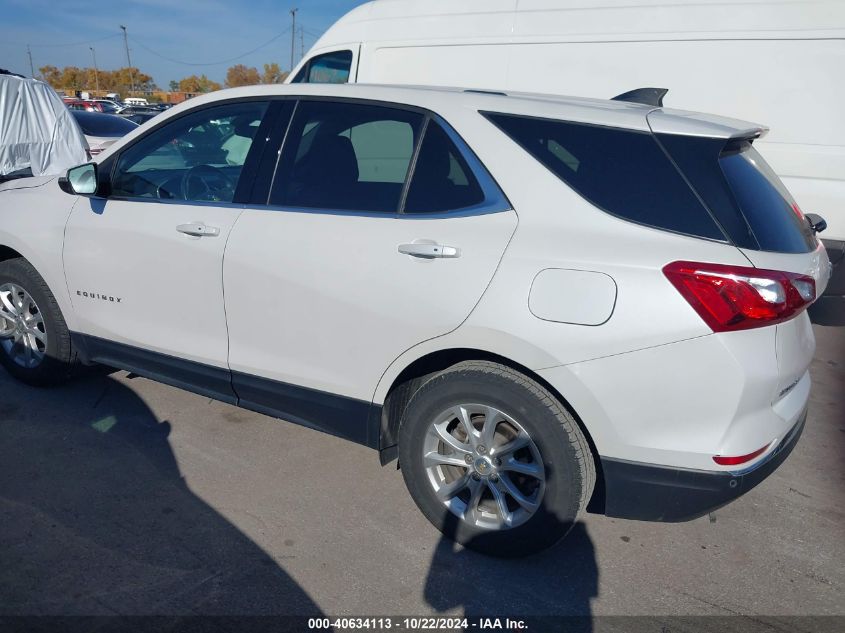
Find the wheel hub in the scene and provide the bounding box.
[473,456,495,477]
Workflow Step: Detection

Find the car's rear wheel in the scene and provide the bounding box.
[0,258,78,386]
[398,361,595,557]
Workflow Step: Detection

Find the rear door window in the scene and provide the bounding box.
[292,50,353,84]
[483,112,725,241]
[270,100,424,212]
[404,121,485,213]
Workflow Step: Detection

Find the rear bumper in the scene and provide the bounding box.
[600,408,806,522]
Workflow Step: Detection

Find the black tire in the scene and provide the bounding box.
[398,361,595,557]
[0,258,78,386]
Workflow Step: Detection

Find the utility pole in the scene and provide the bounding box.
[120,25,136,97]
[290,8,298,72]
[300,26,305,60]
[90,47,100,95]
[26,45,35,78]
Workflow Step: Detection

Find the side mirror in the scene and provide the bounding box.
[58,163,98,196]
[805,213,827,234]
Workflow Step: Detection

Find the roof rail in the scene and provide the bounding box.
[464,89,508,97]
[611,87,668,107]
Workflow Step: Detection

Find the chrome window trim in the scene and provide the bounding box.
[241,202,511,220]
[105,196,245,210]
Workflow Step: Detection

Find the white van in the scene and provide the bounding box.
[289,0,845,295]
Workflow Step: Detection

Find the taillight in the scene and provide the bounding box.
[663,261,816,332]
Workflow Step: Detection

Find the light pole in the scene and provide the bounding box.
[90,46,100,95]
[27,45,35,78]
[120,25,136,97]
[290,8,298,72]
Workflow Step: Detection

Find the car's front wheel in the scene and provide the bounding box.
[0,258,78,386]
[398,361,595,557]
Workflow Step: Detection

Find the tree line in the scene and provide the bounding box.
[38,63,289,96]
[39,66,155,95]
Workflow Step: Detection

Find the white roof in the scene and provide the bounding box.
[0,74,88,177]
[153,82,763,140]
[316,0,845,47]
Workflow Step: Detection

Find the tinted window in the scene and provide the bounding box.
[404,122,485,213]
[655,133,757,249]
[484,113,724,241]
[270,100,423,212]
[292,50,353,84]
[112,101,267,202]
[719,141,816,253]
[71,111,138,137]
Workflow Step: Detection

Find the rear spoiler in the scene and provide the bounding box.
[611,87,668,107]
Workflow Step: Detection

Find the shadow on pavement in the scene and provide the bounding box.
[0,372,323,617]
[423,515,597,628]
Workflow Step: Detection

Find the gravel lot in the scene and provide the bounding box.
[0,320,842,623]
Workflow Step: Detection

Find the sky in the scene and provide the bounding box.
[0,0,369,87]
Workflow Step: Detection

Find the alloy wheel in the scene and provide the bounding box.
[423,403,546,530]
[0,283,47,369]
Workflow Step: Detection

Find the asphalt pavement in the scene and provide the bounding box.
[0,322,842,623]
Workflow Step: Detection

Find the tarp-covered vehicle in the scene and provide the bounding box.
[0,70,87,182]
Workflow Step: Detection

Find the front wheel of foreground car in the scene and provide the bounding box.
[0,258,78,386]
[398,361,595,557]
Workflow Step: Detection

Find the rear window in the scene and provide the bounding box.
[483,113,724,241]
[657,135,817,254]
[72,112,137,137]
[719,141,817,253]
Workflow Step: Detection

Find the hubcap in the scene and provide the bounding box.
[423,403,546,530]
[0,283,47,369]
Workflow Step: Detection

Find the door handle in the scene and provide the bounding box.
[176,222,220,237]
[398,243,460,259]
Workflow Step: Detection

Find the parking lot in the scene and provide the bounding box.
[0,319,842,622]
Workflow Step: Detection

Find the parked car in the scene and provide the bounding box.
[69,110,138,156]
[117,105,160,116]
[0,84,830,556]
[66,100,103,113]
[119,111,160,126]
[90,100,122,114]
[0,70,87,181]
[290,0,845,297]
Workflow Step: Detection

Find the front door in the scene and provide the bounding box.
[63,100,271,397]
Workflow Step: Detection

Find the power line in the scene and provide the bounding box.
[7,34,121,48]
[129,28,291,67]
[300,25,325,39]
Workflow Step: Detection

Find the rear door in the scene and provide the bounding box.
[223,99,517,444]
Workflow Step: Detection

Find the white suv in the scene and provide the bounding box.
[0,84,830,556]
